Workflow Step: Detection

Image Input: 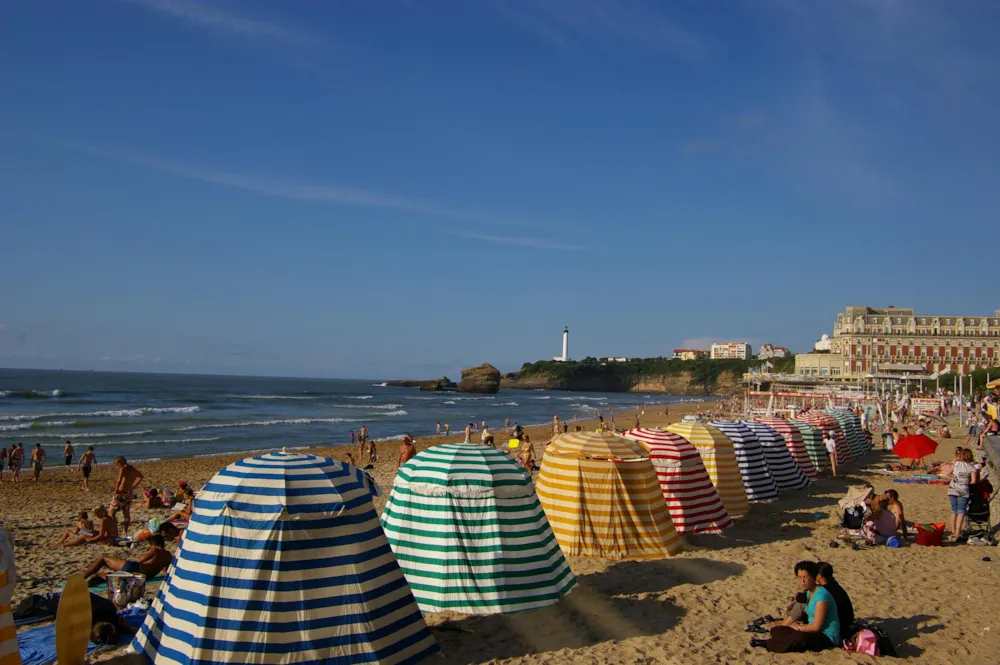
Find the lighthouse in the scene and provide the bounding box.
[554,327,569,362]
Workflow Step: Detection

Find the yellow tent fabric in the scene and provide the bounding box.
[666,421,749,518]
[536,431,683,559]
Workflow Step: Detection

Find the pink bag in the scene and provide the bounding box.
[845,629,879,655]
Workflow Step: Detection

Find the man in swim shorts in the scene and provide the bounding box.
[31,443,46,482]
[83,534,173,585]
[64,440,75,473]
[78,446,96,491]
[110,456,143,533]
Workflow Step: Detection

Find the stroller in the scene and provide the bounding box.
[966,478,995,545]
[837,485,875,542]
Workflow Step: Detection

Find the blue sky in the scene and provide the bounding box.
[2,0,999,379]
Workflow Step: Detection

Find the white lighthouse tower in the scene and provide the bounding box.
[554,327,569,362]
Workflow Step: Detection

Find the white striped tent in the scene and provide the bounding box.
[740,421,812,490]
[380,444,575,615]
[708,421,779,503]
[796,411,853,465]
[824,409,870,459]
[788,419,828,472]
[753,418,820,481]
[133,452,438,665]
[665,421,749,518]
[622,428,732,534]
[536,431,683,559]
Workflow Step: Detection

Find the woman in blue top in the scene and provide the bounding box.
[754,560,841,653]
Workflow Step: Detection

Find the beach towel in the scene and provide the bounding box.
[16,606,146,665]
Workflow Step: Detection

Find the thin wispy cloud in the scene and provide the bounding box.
[500,0,705,58]
[448,230,586,251]
[63,143,567,241]
[119,0,322,49]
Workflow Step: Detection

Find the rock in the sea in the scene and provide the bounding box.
[420,377,458,392]
[459,363,501,394]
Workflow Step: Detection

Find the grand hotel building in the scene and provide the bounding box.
[831,306,1000,377]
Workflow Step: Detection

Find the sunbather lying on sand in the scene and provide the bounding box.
[83,534,173,585]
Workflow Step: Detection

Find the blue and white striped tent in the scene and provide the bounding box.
[740,421,812,491]
[825,409,870,459]
[381,444,576,614]
[709,421,779,503]
[132,452,439,665]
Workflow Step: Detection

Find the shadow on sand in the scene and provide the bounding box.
[866,613,944,658]
[434,557,744,664]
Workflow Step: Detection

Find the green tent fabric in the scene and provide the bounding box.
[789,419,828,472]
[381,443,576,614]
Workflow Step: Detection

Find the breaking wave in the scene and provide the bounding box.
[0,406,200,422]
[174,418,358,432]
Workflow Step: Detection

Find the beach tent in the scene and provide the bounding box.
[740,421,812,490]
[622,428,732,534]
[0,527,19,665]
[132,451,438,665]
[754,417,820,481]
[825,409,870,459]
[787,419,829,473]
[380,444,576,614]
[795,411,853,465]
[535,431,683,559]
[665,422,749,518]
[708,421,780,503]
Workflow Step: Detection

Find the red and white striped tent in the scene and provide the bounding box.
[623,428,733,534]
[795,411,853,465]
[754,417,820,480]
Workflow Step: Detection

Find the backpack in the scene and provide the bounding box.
[845,629,879,656]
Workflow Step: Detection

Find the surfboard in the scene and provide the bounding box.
[56,575,92,665]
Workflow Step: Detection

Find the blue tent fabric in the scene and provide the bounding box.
[132,452,438,665]
[740,421,812,491]
[709,421,779,503]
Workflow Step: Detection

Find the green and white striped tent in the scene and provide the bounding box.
[381,444,576,615]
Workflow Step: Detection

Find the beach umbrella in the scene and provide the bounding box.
[132,451,438,665]
[740,421,812,491]
[623,428,732,534]
[536,431,683,559]
[665,421,749,518]
[380,444,575,614]
[986,378,1000,389]
[825,409,870,458]
[754,417,820,481]
[708,421,780,503]
[787,419,829,473]
[893,434,938,460]
[795,411,853,465]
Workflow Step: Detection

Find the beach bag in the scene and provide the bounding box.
[845,629,879,656]
[914,522,945,546]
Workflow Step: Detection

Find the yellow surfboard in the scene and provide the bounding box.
[56,575,92,665]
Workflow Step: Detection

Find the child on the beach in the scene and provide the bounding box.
[143,488,165,509]
[54,511,95,546]
[59,505,118,547]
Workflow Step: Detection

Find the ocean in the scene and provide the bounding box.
[0,368,707,463]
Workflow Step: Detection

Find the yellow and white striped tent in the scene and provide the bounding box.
[536,431,683,559]
[666,421,749,518]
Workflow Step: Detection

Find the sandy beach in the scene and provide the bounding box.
[2,398,998,664]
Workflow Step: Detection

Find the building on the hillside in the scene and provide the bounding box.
[795,353,845,378]
[672,349,709,361]
[813,334,832,352]
[758,344,790,359]
[604,357,629,363]
[832,306,1000,377]
[710,342,752,360]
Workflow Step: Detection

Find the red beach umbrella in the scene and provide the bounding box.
[893,434,938,460]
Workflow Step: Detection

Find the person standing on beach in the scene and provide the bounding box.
[31,444,46,482]
[398,435,416,468]
[110,456,143,534]
[552,415,560,435]
[464,423,473,443]
[436,422,441,436]
[350,430,355,445]
[64,440,75,473]
[10,444,23,483]
[504,417,511,433]
[823,432,838,477]
[444,423,450,435]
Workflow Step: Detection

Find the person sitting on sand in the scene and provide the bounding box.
[132,520,180,544]
[54,511,95,546]
[109,456,144,534]
[143,488,165,509]
[59,505,118,547]
[753,561,840,653]
[866,495,898,544]
[816,562,855,641]
[83,534,173,585]
[883,489,908,538]
[344,452,355,467]
[165,488,195,524]
[398,435,416,468]
[170,480,188,505]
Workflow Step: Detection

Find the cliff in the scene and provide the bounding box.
[502,368,744,396]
